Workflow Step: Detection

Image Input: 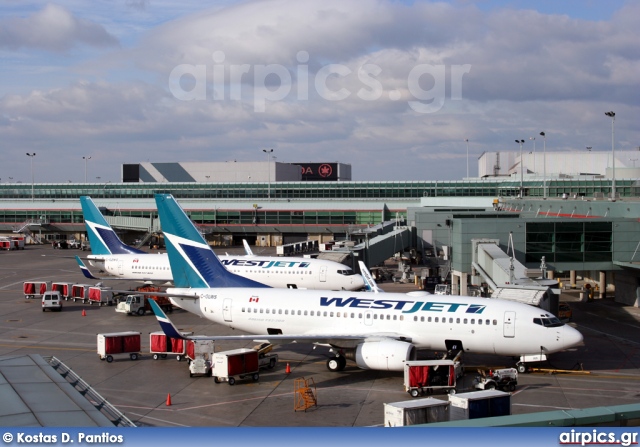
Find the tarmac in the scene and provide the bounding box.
[0,245,639,427]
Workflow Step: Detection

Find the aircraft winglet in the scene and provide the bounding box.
[148,299,188,340]
[75,255,100,280]
[358,261,384,293]
[242,239,255,256]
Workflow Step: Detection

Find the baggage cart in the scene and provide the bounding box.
[211,348,260,385]
[97,331,141,363]
[88,286,114,306]
[404,359,457,397]
[51,282,73,300]
[149,331,193,361]
[71,284,92,303]
[23,281,51,299]
[448,389,512,420]
[384,398,450,426]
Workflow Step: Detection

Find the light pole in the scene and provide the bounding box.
[586,146,592,152]
[515,139,525,197]
[529,136,536,174]
[464,139,469,178]
[262,148,273,200]
[630,158,638,168]
[605,111,615,200]
[26,153,36,201]
[83,156,91,183]
[540,132,546,199]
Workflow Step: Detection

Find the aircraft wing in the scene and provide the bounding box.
[148,299,411,348]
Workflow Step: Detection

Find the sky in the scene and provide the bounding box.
[0,0,638,183]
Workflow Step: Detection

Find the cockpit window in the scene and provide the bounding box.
[533,314,564,328]
[337,269,357,276]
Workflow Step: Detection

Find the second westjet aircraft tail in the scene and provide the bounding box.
[80,196,146,256]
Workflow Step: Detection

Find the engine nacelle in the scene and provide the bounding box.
[354,340,416,371]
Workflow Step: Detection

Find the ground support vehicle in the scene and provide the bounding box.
[115,285,173,315]
[211,348,260,385]
[150,331,192,361]
[41,291,63,312]
[51,282,73,300]
[187,339,215,377]
[88,286,114,306]
[23,281,51,299]
[404,360,458,398]
[115,293,173,315]
[254,343,278,370]
[0,239,12,250]
[71,284,92,303]
[97,332,141,363]
[474,368,518,392]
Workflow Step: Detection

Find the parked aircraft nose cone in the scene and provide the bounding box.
[563,325,584,349]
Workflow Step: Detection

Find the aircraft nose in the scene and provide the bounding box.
[563,325,584,348]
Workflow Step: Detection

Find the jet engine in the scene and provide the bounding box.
[353,339,416,371]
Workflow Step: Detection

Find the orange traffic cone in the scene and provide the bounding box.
[166,393,172,406]
[285,362,291,374]
[81,309,86,317]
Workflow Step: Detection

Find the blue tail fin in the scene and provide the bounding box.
[155,194,269,289]
[80,196,145,255]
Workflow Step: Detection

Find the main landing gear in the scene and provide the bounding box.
[326,356,347,372]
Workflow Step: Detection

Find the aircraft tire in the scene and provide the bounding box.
[228,377,236,386]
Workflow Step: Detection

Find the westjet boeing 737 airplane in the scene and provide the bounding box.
[78,196,364,291]
[149,194,583,373]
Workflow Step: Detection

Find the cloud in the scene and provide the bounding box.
[0,3,118,52]
[0,0,638,182]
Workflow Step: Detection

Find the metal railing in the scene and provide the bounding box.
[46,356,136,427]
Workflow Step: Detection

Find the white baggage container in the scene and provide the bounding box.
[384,398,450,426]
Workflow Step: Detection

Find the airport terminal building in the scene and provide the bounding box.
[1,154,639,307]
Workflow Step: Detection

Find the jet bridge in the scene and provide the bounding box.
[472,239,559,314]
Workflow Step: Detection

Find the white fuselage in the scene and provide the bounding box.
[88,253,364,291]
[167,287,583,358]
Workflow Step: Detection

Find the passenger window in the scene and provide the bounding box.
[478,319,482,325]
[435,317,439,323]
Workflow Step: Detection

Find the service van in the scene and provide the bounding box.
[42,291,63,312]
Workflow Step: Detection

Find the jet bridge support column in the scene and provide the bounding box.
[599,271,607,299]
[570,270,577,289]
[451,270,468,296]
